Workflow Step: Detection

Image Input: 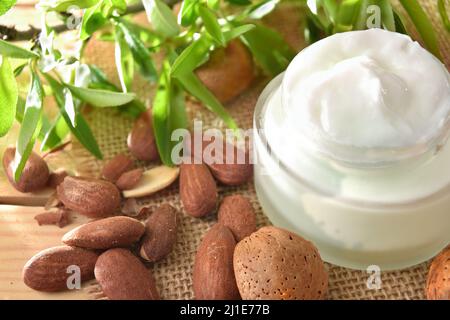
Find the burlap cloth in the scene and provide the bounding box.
[69,0,449,300]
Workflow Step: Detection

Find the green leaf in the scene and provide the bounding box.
[176,72,237,130]
[393,10,407,35]
[87,65,145,118]
[42,73,103,159]
[226,0,252,5]
[0,39,39,59]
[117,21,158,82]
[378,0,396,31]
[245,0,279,20]
[143,0,180,38]
[171,36,212,77]
[239,24,295,76]
[0,57,18,137]
[223,24,255,42]
[13,63,27,77]
[0,0,17,16]
[80,3,108,40]
[180,0,200,26]
[13,70,43,182]
[115,26,135,92]
[153,59,188,166]
[335,0,362,31]
[152,60,172,165]
[65,84,135,107]
[305,14,323,44]
[323,0,338,23]
[39,0,98,12]
[399,0,442,60]
[41,114,70,152]
[438,0,450,32]
[198,5,225,46]
[207,0,220,10]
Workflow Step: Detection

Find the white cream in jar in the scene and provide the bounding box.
[254,29,450,270]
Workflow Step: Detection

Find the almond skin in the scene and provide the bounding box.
[2,147,50,193]
[101,154,134,183]
[196,40,254,104]
[426,245,450,300]
[116,168,144,191]
[218,195,257,241]
[62,216,145,250]
[95,248,160,300]
[140,204,179,262]
[23,246,98,292]
[193,224,240,300]
[180,163,217,218]
[57,176,121,218]
[127,111,159,161]
[234,226,328,300]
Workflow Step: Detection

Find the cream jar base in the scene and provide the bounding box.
[255,172,449,271]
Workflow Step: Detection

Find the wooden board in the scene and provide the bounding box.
[0,205,95,300]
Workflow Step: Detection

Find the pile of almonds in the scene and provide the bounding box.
[3,110,449,300]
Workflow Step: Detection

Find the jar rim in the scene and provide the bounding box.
[253,73,450,209]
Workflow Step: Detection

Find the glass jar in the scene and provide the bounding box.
[254,74,450,270]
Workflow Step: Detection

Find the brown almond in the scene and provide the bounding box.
[62,216,145,250]
[2,147,50,193]
[187,136,253,186]
[47,170,69,188]
[234,226,328,300]
[179,163,217,218]
[426,246,450,300]
[127,111,159,161]
[196,40,254,104]
[101,154,133,182]
[35,208,70,228]
[57,176,121,218]
[193,224,240,300]
[140,204,178,262]
[218,195,256,241]
[116,168,144,191]
[23,246,98,292]
[95,248,160,300]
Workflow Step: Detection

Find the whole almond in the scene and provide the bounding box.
[62,216,145,249]
[95,248,160,300]
[218,195,256,241]
[426,246,450,300]
[23,246,98,292]
[180,163,217,218]
[2,147,50,193]
[186,136,253,186]
[234,226,328,300]
[207,142,253,186]
[127,111,159,161]
[101,154,133,182]
[193,224,240,300]
[57,176,121,218]
[116,168,144,191]
[140,204,178,262]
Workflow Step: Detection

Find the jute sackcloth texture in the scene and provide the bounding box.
[76,0,449,300]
